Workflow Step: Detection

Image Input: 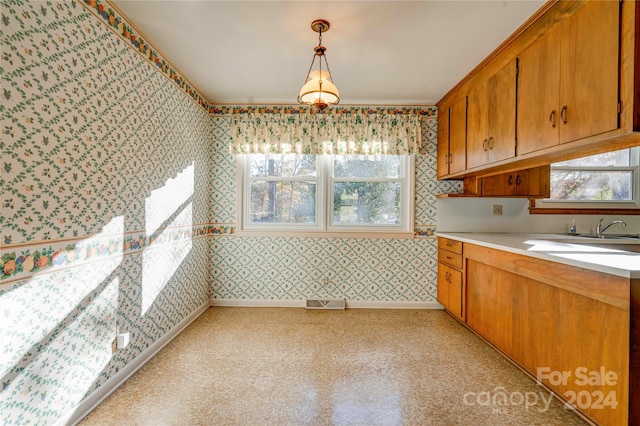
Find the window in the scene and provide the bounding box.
[544,147,640,207]
[239,154,413,234]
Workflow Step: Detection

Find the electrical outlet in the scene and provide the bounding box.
[491,204,503,216]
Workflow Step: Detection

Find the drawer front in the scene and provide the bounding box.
[438,237,463,254]
[438,248,463,269]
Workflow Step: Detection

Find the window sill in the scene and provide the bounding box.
[233,230,416,239]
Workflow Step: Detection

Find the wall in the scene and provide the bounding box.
[437,198,640,235]
[210,115,461,306]
[1,1,211,423]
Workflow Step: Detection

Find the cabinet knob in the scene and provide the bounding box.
[561,105,568,124]
[549,110,556,128]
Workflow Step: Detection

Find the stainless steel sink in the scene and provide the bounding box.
[555,234,640,253]
[566,233,640,240]
[571,243,640,253]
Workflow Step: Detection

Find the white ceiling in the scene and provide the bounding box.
[111,0,545,106]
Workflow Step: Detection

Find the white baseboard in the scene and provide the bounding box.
[59,300,210,426]
[211,298,305,308]
[211,297,443,310]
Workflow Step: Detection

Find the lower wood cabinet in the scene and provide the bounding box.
[437,238,464,320]
[441,239,635,426]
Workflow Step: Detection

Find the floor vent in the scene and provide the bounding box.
[305,298,345,310]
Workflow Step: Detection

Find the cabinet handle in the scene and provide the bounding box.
[488,137,494,150]
[516,175,522,186]
[482,139,488,151]
[508,175,513,186]
[561,105,567,124]
[549,110,556,128]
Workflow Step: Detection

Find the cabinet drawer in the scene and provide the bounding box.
[438,237,462,254]
[438,249,463,269]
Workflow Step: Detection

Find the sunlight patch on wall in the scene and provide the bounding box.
[0,216,124,381]
[0,277,119,424]
[142,165,194,316]
[144,163,194,237]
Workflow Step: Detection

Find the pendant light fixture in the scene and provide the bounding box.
[298,19,340,111]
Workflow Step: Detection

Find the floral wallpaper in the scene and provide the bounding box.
[1,0,212,423]
[1,0,461,423]
[209,116,461,303]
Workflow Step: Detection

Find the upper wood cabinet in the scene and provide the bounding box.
[436,0,639,182]
[518,1,620,155]
[466,58,517,169]
[480,165,550,198]
[437,97,466,179]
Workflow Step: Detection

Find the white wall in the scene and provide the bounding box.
[436,198,640,235]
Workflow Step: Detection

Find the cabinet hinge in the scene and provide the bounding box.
[618,101,622,114]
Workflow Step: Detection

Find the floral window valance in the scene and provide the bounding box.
[229,109,424,155]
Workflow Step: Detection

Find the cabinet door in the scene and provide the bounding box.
[437,263,450,308]
[449,97,467,174]
[481,173,515,196]
[517,25,561,155]
[559,0,619,144]
[466,259,513,354]
[466,81,489,169]
[514,165,550,197]
[438,263,462,320]
[487,58,517,163]
[437,104,450,178]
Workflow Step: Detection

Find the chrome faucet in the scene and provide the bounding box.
[595,218,626,237]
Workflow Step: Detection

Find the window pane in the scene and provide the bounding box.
[333,155,400,178]
[250,154,316,178]
[333,182,400,224]
[553,149,630,167]
[551,171,633,201]
[249,181,316,223]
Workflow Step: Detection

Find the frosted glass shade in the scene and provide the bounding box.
[298,70,340,107]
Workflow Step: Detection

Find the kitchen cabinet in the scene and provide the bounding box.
[466,58,517,169]
[437,238,463,320]
[480,165,550,197]
[436,0,638,181]
[437,97,466,178]
[463,242,631,426]
[517,0,620,155]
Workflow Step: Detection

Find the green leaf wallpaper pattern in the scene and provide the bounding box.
[1,0,212,423]
[1,0,457,423]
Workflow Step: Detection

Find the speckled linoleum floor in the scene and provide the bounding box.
[80,307,587,426]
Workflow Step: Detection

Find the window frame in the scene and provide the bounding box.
[537,147,640,209]
[236,154,415,237]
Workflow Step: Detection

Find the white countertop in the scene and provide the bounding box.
[437,233,640,279]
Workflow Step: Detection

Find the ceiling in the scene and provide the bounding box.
[111,0,545,106]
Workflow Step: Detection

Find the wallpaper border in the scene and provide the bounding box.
[78,0,439,118]
[0,223,234,283]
